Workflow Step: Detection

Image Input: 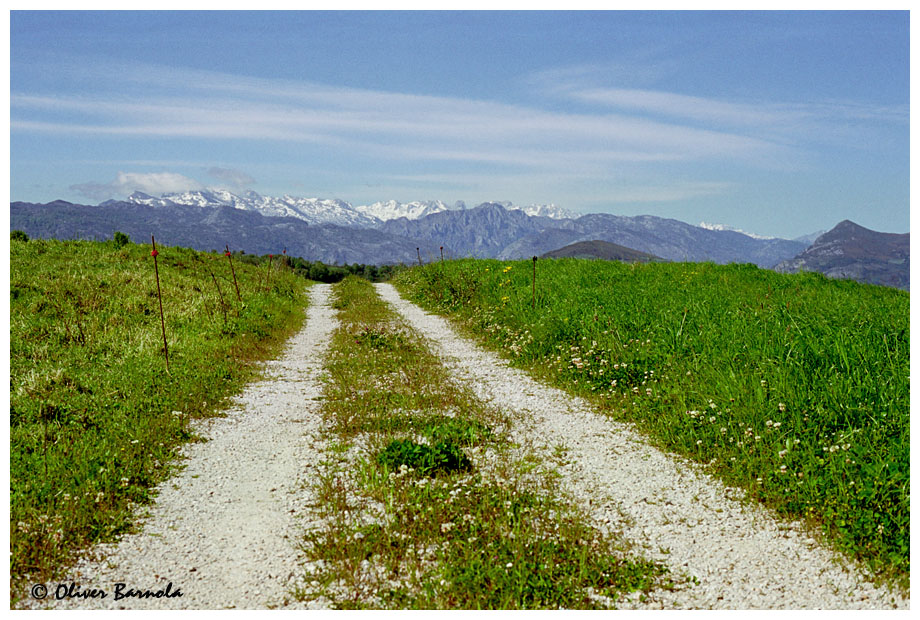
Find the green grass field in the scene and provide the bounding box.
[10,235,308,598]
[393,258,909,588]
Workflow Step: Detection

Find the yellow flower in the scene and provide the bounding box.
[503,265,512,273]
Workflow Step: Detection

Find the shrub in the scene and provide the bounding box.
[112,231,131,247]
[377,438,472,476]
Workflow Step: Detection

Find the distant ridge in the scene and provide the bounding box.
[540,239,664,263]
[774,219,909,290]
[12,198,809,268]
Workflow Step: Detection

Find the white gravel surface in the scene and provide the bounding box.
[22,281,908,610]
[26,284,337,610]
[376,283,909,610]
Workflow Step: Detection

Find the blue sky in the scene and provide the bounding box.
[9,10,910,238]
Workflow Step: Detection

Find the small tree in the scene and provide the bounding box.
[10,230,29,243]
[113,231,131,247]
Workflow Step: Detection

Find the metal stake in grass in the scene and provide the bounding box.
[264,253,274,290]
[206,263,228,324]
[417,247,422,267]
[532,255,537,309]
[150,235,170,373]
[225,244,242,303]
[440,246,444,262]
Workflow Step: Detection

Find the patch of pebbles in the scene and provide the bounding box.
[26,284,337,610]
[376,282,908,610]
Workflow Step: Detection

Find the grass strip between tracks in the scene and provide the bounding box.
[296,276,676,609]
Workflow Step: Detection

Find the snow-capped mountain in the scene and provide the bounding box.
[698,221,777,240]
[493,201,581,220]
[121,189,582,227]
[124,189,381,228]
[354,199,464,222]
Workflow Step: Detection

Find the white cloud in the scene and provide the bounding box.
[70,171,203,201]
[113,171,203,195]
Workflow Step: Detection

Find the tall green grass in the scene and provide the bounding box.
[393,258,909,588]
[10,237,308,599]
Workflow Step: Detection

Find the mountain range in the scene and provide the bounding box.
[114,190,580,227]
[9,189,908,289]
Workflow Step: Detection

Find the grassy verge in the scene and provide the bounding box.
[296,276,675,608]
[392,259,909,589]
[10,236,309,600]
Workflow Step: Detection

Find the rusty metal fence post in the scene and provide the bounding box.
[150,235,170,373]
[225,244,242,303]
[532,256,537,309]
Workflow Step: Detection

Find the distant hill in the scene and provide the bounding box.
[774,220,909,290]
[540,239,664,262]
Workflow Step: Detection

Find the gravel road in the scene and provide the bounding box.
[26,284,337,610]
[376,283,909,610]
[23,281,908,610]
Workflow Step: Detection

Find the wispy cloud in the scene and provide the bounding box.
[569,88,907,127]
[527,62,907,153]
[11,61,789,176]
[19,57,904,211]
